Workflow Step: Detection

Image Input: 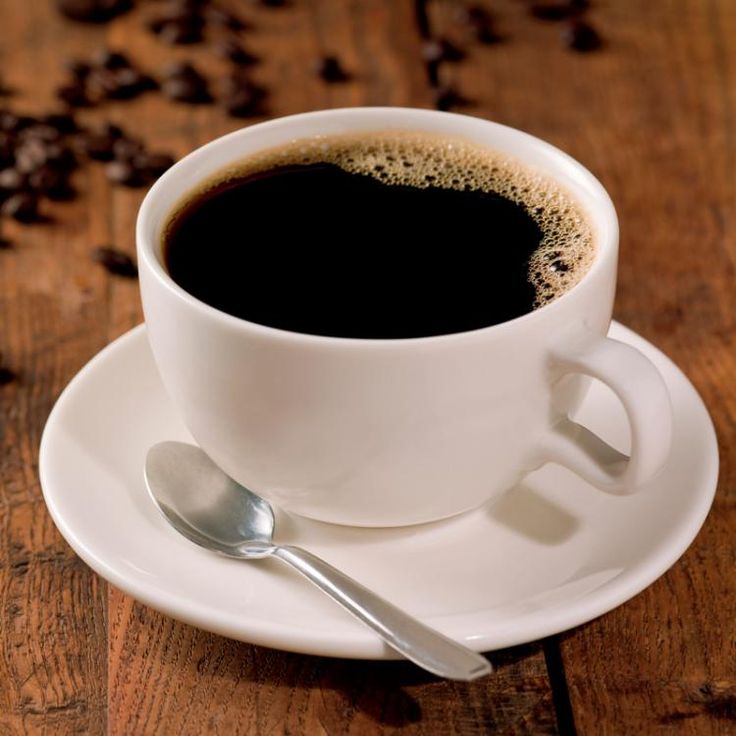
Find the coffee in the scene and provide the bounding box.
[163,133,594,338]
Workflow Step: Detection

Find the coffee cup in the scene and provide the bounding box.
[137,107,672,527]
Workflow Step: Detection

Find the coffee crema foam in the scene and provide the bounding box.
[174,132,595,308]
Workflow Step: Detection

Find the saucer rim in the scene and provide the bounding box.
[39,322,719,658]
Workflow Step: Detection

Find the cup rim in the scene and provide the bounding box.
[137,107,619,346]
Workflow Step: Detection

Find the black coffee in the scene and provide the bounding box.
[163,133,593,338]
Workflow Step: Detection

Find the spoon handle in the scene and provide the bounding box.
[272,544,491,681]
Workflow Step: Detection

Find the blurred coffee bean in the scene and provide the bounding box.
[2,192,39,222]
[434,86,469,111]
[56,82,92,108]
[223,71,267,117]
[42,113,79,135]
[205,5,248,30]
[316,56,350,83]
[80,123,124,161]
[530,3,576,21]
[105,159,144,186]
[562,20,602,51]
[56,0,132,23]
[0,366,17,385]
[91,245,138,277]
[94,49,131,69]
[422,38,465,64]
[216,39,259,66]
[0,168,25,191]
[161,63,211,103]
[135,152,175,179]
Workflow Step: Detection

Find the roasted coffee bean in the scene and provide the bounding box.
[161,64,211,103]
[105,159,146,186]
[94,49,131,69]
[457,6,502,44]
[563,20,602,51]
[57,0,132,23]
[91,245,138,277]
[29,167,75,200]
[215,39,259,66]
[0,168,24,191]
[0,112,34,134]
[135,152,175,178]
[0,366,17,385]
[316,56,350,83]
[434,86,468,111]
[14,139,49,174]
[66,59,93,80]
[530,3,576,21]
[80,123,124,161]
[158,18,205,44]
[56,82,92,108]
[42,113,79,135]
[223,74,267,117]
[205,5,248,30]
[112,137,145,161]
[2,192,39,222]
[421,38,465,64]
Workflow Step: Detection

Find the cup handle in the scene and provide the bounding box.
[539,333,673,493]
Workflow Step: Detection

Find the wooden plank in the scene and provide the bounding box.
[429,1,736,733]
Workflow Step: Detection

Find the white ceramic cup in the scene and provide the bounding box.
[137,107,672,527]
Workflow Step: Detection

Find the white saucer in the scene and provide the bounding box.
[39,322,718,659]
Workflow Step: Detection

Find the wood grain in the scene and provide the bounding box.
[1,0,734,733]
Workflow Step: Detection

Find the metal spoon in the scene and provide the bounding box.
[144,441,491,681]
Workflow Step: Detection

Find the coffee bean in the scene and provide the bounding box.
[112,137,145,161]
[223,73,267,117]
[0,366,17,385]
[42,113,79,135]
[0,112,34,134]
[422,38,465,64]
[56,82,92,108]
[316,56,350,83]
[135,152,175,179]
[562,20,602,51]
[94,49,131,70]
[15,139,49,174]
[29,167,75,200]
[0,168,24,191]
[91,246,138,277]
[205,5,248,30]
[80,126,122,161]
[530,3,576,21]
[66,58,93,80]
[2,192,39,222]
[56,0,132,23]
[457,6,502,44]
[158,18,205,45]
[216,39,259,66]
[161,64,211,103]
[105,159,144,186]
[434,86,469,111]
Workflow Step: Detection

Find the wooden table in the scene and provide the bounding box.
[1,1,734,733]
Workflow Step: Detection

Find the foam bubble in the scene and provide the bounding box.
[193,131,595,308]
